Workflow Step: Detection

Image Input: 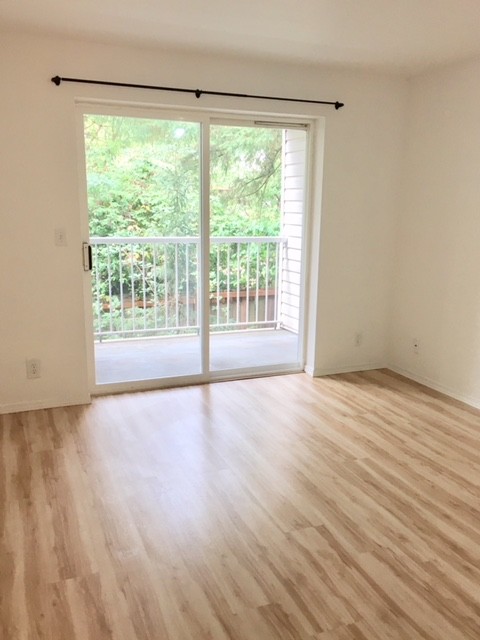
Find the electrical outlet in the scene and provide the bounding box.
[413,338,419,354]
[354,332,362,347]
[26,358,41,379]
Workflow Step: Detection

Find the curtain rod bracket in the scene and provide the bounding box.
[51,75,344,110]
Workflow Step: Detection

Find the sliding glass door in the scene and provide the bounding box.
[208,122,306,373]
[80,110,308,388]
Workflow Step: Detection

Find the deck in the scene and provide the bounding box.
[95,328,299,384]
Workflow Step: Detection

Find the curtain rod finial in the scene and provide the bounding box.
[51,76,62,86]
[335,101,344,110]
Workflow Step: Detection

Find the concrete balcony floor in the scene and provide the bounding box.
[95,328,299,384]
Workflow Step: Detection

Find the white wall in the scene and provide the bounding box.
[0,32,407,412]
[390,56,480,407]
[312,73,407,374]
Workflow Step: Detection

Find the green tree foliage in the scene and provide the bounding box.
[84,116,201,236]
[84,115,282,237]
[210,124,281,236]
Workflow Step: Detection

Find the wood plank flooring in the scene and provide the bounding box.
[1,369,480,639]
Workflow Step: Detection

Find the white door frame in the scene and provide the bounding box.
[75,101,317,395]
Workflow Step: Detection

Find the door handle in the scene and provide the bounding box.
[83,242,92,271]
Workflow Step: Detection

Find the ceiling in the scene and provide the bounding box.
[1,0,480,74]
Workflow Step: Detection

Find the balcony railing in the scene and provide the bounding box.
[91,236,286,341]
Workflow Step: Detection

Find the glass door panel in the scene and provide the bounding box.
[209,124,306,372]
[83,114,202,384]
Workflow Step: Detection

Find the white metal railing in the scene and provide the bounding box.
[90,236,286,341]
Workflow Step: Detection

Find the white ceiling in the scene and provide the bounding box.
[1,0,480,74]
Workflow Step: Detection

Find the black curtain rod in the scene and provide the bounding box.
[51,75,344,110]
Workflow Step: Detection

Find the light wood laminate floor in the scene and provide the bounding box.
[1,369,480,639]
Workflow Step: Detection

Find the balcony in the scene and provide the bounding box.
[91,235,300,383]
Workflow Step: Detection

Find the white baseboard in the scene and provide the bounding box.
[0,394,91,415]
[305,362,386,377]
[387,364,480,411]
[3,367,479,414]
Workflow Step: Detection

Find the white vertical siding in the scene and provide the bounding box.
[280,129,306,333]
